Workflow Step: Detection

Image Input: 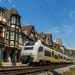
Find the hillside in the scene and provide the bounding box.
[64,48,75,58]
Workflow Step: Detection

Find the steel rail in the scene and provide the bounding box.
[0,64,74,75]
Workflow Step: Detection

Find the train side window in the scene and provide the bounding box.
[64,57,65,60]
[61,56,62,59]
[45,50,51,57]
[52,51,54,57]
[55,55,58,59]
[38,46,43,52]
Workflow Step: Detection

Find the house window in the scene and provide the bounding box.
[3,14,4,18]
[6,32,9,39]
[11,32,14,40]
[0,28,2,36]
[1,11,2,15]
[22,37,24,43]
[17,17,19,25]
[12,16,15,24]
[31,33,33,37]
[16,34,17,41]
[0,28,2,33]
[25,30,27,35]
[54,46,56,48]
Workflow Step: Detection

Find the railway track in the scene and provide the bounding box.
[0,64,74,75]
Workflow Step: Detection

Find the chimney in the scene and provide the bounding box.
[13,3,15,8]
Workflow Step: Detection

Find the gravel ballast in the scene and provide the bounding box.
[37,64,75,75]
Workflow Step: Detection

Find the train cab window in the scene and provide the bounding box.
[25,42,35,46]
[24,47,33,50]
[52,51,54,57]
[38,46,43,52]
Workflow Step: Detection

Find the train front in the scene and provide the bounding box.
[20,41,40,65]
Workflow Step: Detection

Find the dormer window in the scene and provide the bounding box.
[1,11,2,15]
[12,16,15,24]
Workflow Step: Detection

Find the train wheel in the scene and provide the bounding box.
[43,61,47,65]
[39,61,43,65]
[48,61,51,65]
[31,63,36,67]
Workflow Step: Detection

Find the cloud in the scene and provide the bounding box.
[60,8,66,15]
[22,22,29,26]
[8,0,11,3]
[69,11,75,19]
[64,25,73,36]
[51,27,61,33]
[50,25,73,36]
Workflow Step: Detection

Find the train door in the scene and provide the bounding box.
[38,46,43,60]
[65,56,66,62]
[51,49,54,62]
[68,58,69,62]
[58,52,60,62]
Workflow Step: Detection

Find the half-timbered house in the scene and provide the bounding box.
[0,7,7,61]
[1,6,25,66]
[22,25,36,43]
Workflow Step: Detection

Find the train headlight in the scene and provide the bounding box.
[29,53,32,55]
[22,53,24,55]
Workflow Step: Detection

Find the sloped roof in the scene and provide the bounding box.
[22,25,33,35]
[4,10,11,21]
[10,7,18,15]
[0,7,5,11]
[3,7,8,11]
[3,7,19,21]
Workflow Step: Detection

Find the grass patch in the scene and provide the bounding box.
[70,68,75,73]
[0,60,3,66]
[70,68,75,75]
[48,73,51,75]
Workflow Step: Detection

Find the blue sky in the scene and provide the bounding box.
[0,0,75,50]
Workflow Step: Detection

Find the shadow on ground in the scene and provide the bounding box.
[49,70,61,75]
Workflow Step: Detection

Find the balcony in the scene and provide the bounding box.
[0,36,5,45]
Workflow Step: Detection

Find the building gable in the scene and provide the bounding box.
[22,25,36,41]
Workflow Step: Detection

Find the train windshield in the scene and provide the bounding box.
[24,42,35,50]
[25,42,35,46]
[24,47,33,50]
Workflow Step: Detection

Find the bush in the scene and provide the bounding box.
[0,60,3,66]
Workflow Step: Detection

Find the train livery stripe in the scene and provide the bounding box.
[58,52,60,62]
[51,49,55,62]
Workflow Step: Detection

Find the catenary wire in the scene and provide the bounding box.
[5,0,43,32]
[46,0,72,48]
[36,0,72,48]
